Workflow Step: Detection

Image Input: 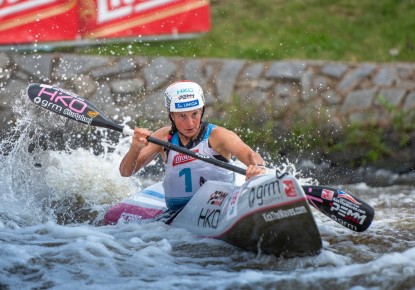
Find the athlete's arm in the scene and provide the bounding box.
[209,127,266,180]
[119,127,169,177]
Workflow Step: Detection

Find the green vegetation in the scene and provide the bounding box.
[211,94,332,160]
[78,0,415,62]
[210,93,415,169]
[75,0,415,170]
[377,95,415,146]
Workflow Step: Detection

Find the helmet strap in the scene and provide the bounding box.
[168,114,178,136]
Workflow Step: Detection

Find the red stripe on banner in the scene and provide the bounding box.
[0,0,210,45]
[0,0,79,44]
[80,0,210,39]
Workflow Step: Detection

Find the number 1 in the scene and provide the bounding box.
[179,168,192,192]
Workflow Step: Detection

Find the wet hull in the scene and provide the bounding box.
[104,173,322,258]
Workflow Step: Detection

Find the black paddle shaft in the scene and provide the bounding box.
[148,136,374,232]
[27,83,375,232]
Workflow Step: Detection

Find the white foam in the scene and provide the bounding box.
[0,91,414,289]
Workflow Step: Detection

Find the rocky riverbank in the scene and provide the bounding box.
[1,52,414,184]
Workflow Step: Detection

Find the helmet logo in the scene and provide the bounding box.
[175,99,199,109]
[178,94,194,100]
[177,88,194,94]
[165,81,204,112]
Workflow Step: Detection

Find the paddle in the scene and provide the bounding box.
[26,83,375,232]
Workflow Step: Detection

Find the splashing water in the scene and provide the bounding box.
[0,91,141,226]
[0,89,311,227]
[1,90,415,289]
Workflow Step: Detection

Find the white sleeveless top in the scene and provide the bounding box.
[163,123,235,209]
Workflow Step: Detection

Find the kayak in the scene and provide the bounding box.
[104,172,322,258]
[25,83,373,257]
[27,83,375,237]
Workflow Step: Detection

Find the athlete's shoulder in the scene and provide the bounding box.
[152,126,171,139]
[210,125,234,137]
[209,125,239,147]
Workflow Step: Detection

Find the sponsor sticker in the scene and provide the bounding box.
[174,99,199,109]
[330,201,367,225]
[226,188,239,220]
[248,180,285,208]
[207,190,229,206]
[338,191,362,205]
[120,212,142,223]
[177,87,194,94]
[262,206,308,222]
[32,84,93,125]
[198,208,220,229]
[283,179,298,197]
[87,111,100,118]
[63,108,93,125]
[178,94,195,100]
[172,150,198,166]
[321,189,334,201]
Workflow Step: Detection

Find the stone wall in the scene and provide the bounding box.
[1,53,415,132]
[1,52,415,183]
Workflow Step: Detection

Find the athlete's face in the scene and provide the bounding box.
[171,109,203,138]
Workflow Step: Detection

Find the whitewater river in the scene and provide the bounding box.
[1,95,415,290]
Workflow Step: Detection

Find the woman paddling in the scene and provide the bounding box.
[119,80,266,210]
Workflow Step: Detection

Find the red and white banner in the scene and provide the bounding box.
[0,0,210,45]
[80,0,210,39]
[0,0,79,44]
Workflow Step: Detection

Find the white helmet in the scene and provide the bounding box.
[164,81,205,112]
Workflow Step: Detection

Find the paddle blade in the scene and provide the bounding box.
[303,185,374,232]
[26,83,124,133]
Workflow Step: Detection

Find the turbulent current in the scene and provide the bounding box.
[1,93,415,290]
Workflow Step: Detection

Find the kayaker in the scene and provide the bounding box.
[119,80,266,210]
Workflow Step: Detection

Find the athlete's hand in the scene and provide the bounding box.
[132,127,152,150]
[246,164,266,180]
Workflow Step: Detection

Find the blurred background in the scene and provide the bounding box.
[1,0,415,182]
[1,2,415,289]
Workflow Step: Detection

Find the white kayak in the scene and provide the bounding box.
[104,172,322,258]
[26,83,373,257]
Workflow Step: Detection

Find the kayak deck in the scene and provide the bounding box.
[104,174,322,258]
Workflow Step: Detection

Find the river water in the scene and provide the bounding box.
[1,93,415,290]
